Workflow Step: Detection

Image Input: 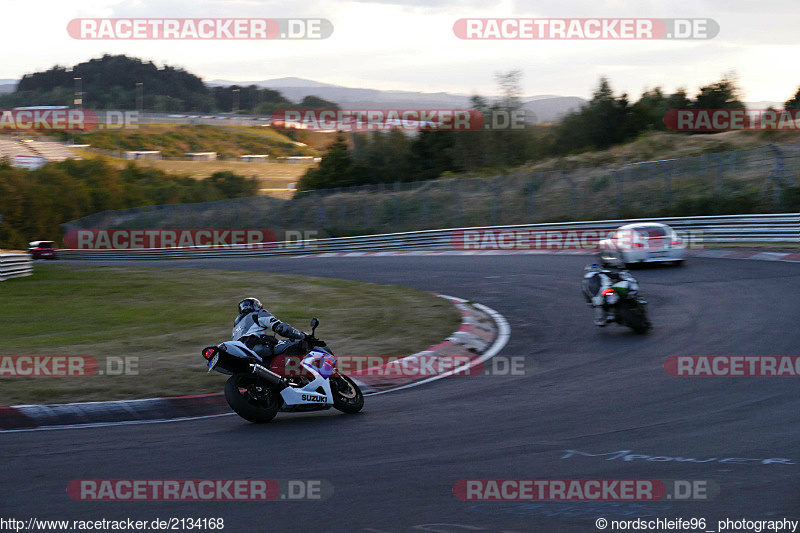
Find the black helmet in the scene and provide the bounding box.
[238,298,263,315]
[599,254,625,269]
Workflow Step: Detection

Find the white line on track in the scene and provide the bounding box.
[366,295,511,395]
[0,413,236,434]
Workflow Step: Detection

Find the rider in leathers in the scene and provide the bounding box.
[581,260,640,326]
[232,297,308,362]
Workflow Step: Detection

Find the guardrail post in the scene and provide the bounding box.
[761,143,793,207]
[662,161,672,205]
[292,200,303,227]
[233,202,242,227]
[771,143,794,186]
[489,183,500,225]
[454,184,463,227]
[524,180,536,219]
[315,203,327,227]
[559,170,577,219]
[337,199,345,230]
[713,153,724,194]
[611,169,623,214]
[363,202,371,228]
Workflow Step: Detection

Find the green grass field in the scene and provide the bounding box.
[0,265,462,405]
[70,148,313,198]
[64,124,319,158]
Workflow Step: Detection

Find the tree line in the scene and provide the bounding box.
[0,158,257,249]
[299,74,800,191]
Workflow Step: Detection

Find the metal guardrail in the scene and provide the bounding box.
[58,213,800,260]
[0,254,33,280]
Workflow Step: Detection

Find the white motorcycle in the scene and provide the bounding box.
[201,318,364,423]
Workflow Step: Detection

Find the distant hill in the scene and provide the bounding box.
[0,56,290,113]
[3,65,588,121]
[209,77,587,122]
[208,77,341,89]
[521,96,588,123]
[0,79,16,95]
[1,55,209,110]
[6,59,785,121]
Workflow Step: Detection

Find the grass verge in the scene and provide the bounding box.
[0,264,462,405]
[70,150,312,191]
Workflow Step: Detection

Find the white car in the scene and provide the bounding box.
[598,222,686,266]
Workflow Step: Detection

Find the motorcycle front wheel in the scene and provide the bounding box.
[224,373,282,423]
[330,374,364,414]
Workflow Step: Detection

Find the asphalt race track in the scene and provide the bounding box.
[3,255,800,532]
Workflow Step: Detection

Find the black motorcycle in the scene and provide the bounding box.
[583,269,652,334]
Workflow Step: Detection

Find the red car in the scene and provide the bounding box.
[27,240,59,259]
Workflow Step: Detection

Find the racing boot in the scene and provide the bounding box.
[593,305,606,327]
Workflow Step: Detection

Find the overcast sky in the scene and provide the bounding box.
[3,0,799,103]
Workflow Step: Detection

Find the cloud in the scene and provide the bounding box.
[1,0,798,101]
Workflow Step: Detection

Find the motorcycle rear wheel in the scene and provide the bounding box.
[224,373,282,423]
[619,300,652,334]
[331,374,364,414]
